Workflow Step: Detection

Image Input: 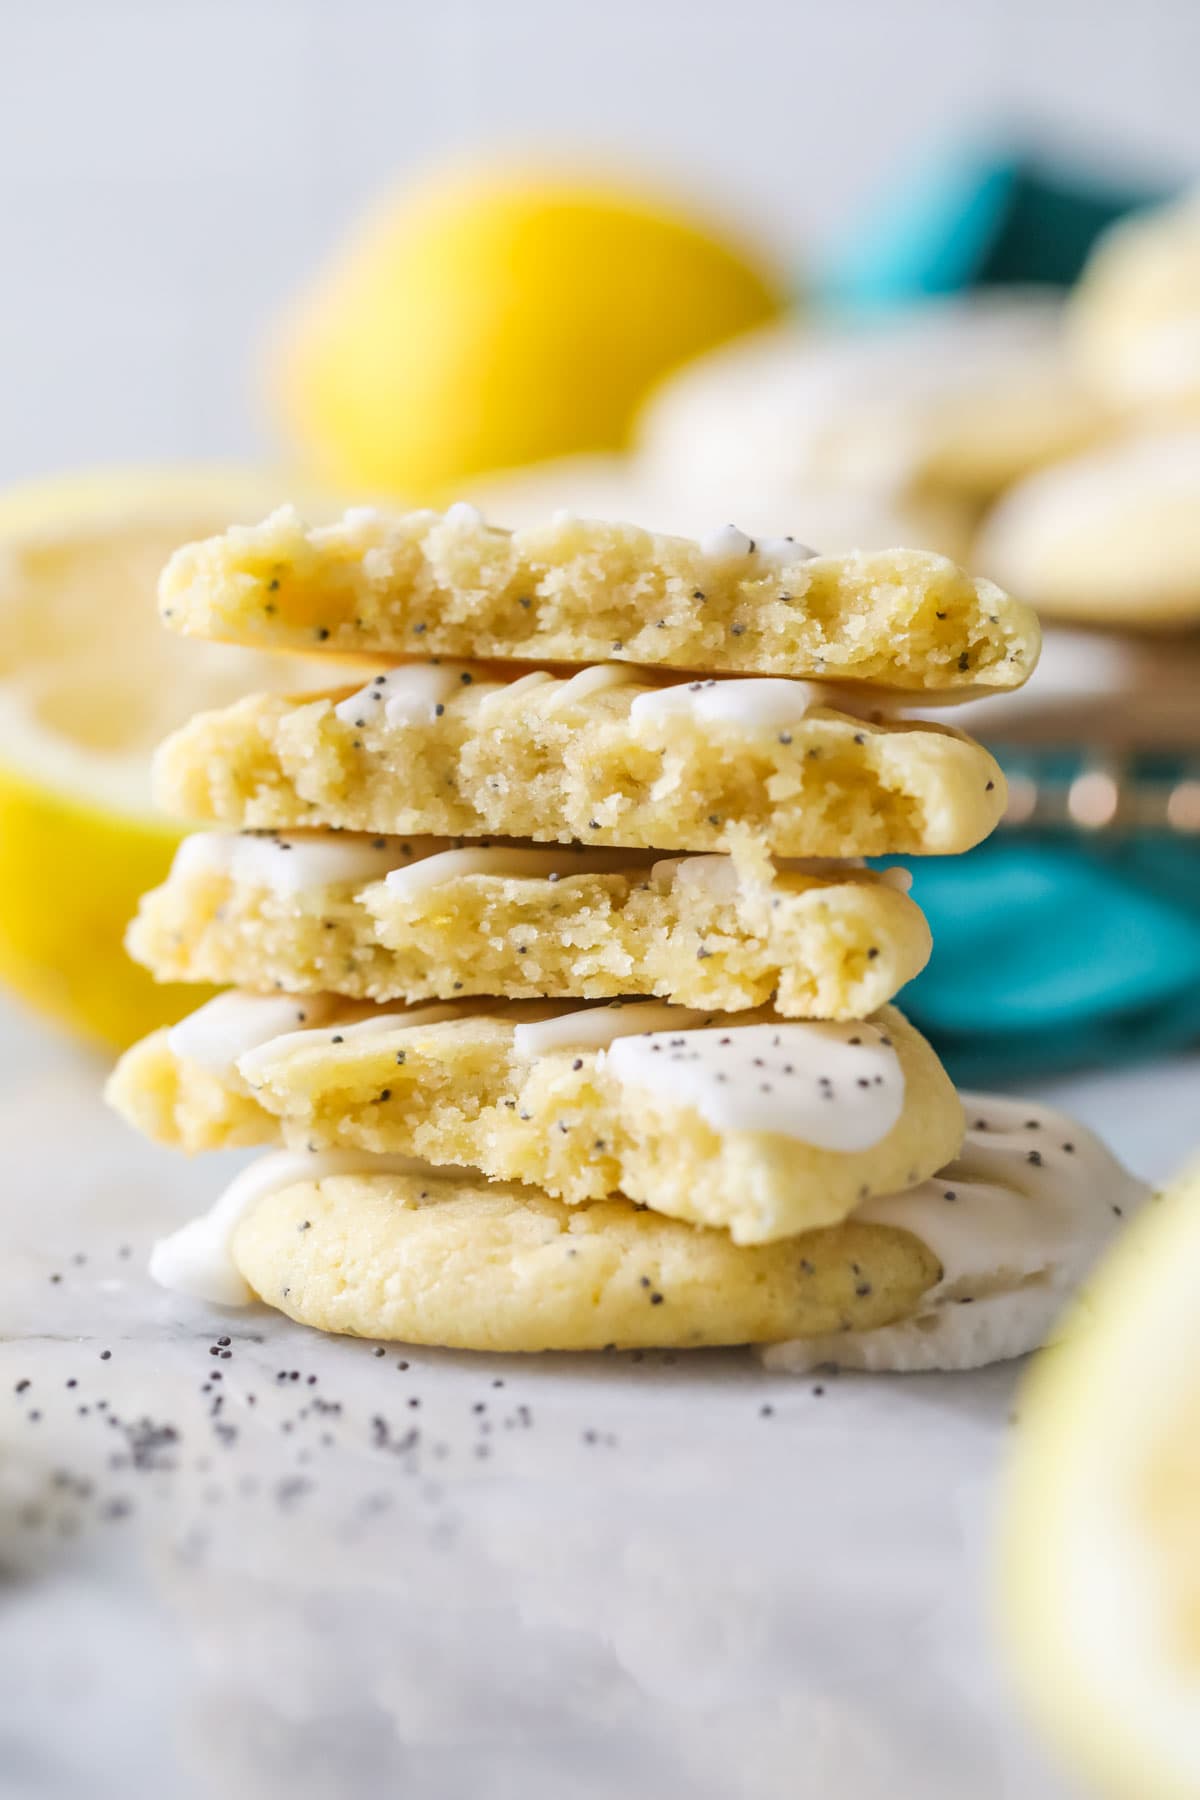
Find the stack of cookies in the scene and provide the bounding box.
[108,506,1144,1369]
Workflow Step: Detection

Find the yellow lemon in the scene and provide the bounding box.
[1000,1158,1200,1800]
[272,163,786,498]
[0,467,342,1049]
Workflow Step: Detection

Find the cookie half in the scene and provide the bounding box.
[127,829,930,1020]
[153,663,1006,859]
[158,504,1039,691]
[107,995,963,1243]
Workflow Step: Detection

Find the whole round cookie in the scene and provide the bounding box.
[637,291,1106,506]
[974,431,1200,627]
[230,1167,940,1352]
[1069,190,1200,419]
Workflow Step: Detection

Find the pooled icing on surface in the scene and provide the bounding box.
[606,1017,905,1149]
[148,1149,439,1307]
[760,1093,1150,1373]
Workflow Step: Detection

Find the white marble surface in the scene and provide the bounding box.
[1,996,1196,1799]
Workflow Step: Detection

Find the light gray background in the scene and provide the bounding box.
[1,0,1198,480]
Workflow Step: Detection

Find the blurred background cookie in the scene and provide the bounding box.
[1069,189,1200,420]
[974,430,1200,628]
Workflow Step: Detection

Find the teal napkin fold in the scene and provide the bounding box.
[890,838,1200,1083]
[820,140,1170,312]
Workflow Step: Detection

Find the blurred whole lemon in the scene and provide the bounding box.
[0,467,342,1050]
[272,165,786,497]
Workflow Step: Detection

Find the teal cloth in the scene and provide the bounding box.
[819,137,1195,1079]
[820,141,1169,312]
[889,838,1200,1084]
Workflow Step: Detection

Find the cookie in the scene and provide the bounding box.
[637,293,1107,506]
[149,1149,942,1351]
[152,663,1007,859]
[127,829,931,1020]
[107,995,963,1243]
[157,503,1038,691]
[974,431,1200,627]
[760,1094,1149,1372]
[1069,191,1200,418]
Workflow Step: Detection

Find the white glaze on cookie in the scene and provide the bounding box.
[166,992,342,1076]
[334,663,475,728]
[510,1000,715,1059]
[542,664,641,714]
[382,843,637,899]
[236,1002,466,1082]
[171,830,419,897]
[606,1018,905,1149]
[698,524,820,565]
[760,1094,1150,1373]
[629,675,889,731]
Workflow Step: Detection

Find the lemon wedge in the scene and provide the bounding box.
[0,467,342,1048]
[1000,1158,1200,1800]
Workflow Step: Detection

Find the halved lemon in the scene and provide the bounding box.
[1000,1159,1200,1800]
[0,467,343,1048]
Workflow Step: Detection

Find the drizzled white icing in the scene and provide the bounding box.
[701,524,756,559]
[148,1149,438,1307]
[166,992,341,1077]
[755,534,820,567]
[649,853,742,899]
[543,664,641,714]
[699,524,821,565]
[511,1001,713,1059]
[170,831,413,897]
[476,669,554,719]
[647,853,872,895]
[606,1018,904,1149]
[629,676,887,731]
[383,844,635,899]
[441,500,487,529]
[760,1094,1150,1373]
[213,995,905,1151]
[236,1002,464,1083]
[334,663,474,728]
